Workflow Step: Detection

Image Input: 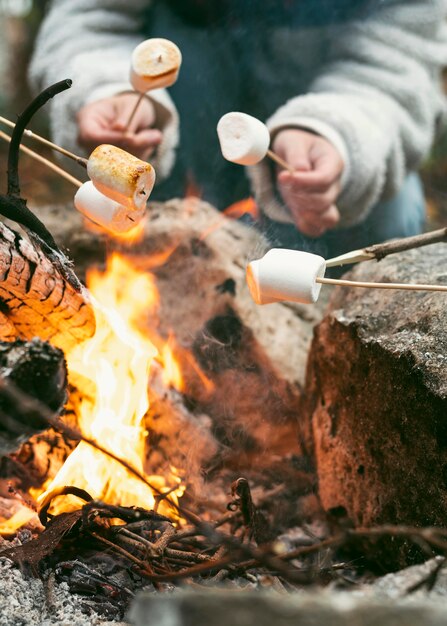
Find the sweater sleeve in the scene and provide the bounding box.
[28,0,179,180]
[248,0,447,228]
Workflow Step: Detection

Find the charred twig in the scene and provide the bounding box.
[7,80,72,197]
[326,227,447,267]
[89,530,156,575]
[228,477,270,544]
[1,81,72,252]
[38,485,93,526]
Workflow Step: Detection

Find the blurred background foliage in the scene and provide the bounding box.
[0,0,446,224]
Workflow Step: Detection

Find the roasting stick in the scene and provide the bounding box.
[125,38,182,130]
[125,92,145,130]
[316,276,447,293]
[0,129,82,188]
[0,130,152,235]
[326,228,447,268]
[0,115,87,168]
[266,149,294,174]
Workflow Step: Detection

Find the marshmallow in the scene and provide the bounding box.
[246,249,326,305]
[130,38,182,92]
[87,144,155,211]
[74,181,145,235]
[217,112,270,166]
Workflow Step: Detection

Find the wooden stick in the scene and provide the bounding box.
[124,92,145,131]
[317,276,447,293]
[325,249,375,268]
[266,149,294,174]
[326,228,447,268]
[0,115,88,169]
[0,130,82,188]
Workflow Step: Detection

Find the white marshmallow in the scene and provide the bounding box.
[87,144,155,211]
[74,181,145,235]
[217,112,270,166]
[246,249,326,305]
[130,38,182,92]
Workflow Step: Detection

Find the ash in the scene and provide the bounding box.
[0,557,125,626]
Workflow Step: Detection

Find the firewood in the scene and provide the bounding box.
[0,221,95,352]
[0,338,67,456]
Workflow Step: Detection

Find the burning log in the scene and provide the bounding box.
[0,221,94,352]
[0,80,95,352]
[0,338,67,456]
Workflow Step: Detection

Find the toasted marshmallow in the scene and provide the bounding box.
[246,249,326,305]
[74,181,145,235]
[217,112,270,166]
[87,144,155,211]
[130,38,182,92]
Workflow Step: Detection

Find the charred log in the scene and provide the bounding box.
[0,221,95,351]
[0,338,67,456]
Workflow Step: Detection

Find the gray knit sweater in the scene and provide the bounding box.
[29,0,447,226]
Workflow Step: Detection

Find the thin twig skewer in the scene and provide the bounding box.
[326,227,447,268]
[266,149,294,174]
[124,93,145,131]
[0,115,87,168]
[0,129,82,188]
[317,276,447,293]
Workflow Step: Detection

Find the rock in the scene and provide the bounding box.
[302,246,447,540]
[127,589,447,626]
[31,199,326,511]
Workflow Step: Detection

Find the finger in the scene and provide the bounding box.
[294,205,340,237]
[278,183,340,214]
[280,151,343,192]
[78,127,136,150]
[275,138,313,173]
[112,96,145,132]
[125,128,163,149]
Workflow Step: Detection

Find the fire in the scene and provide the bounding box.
[223,197,259,220]
[36,253,185,518]
[199,197,259,241]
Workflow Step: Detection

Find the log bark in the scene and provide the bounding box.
[0,221,95,352]
[0,337,67,456]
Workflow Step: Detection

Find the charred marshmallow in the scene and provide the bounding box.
[87,144,155,211]
[217,112,270,166]
[246,249,326,305]
[130,38,182,92]
[74,181,145,235]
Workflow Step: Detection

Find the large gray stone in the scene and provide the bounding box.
[128,589,447,626]
[302,245,447,536]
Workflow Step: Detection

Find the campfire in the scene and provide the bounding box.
[0,65,446,625]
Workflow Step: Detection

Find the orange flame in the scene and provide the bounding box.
[199,197,259,241]
[34,253,185,518]
[223,197,259,220]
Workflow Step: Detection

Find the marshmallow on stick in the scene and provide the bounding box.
[74,181,145,235]
[217,112,293,171]
[87,144,155,211]
[130,38,182,92]
[247,249,326,305]
[126,38,182,129]
[247,248,447,305]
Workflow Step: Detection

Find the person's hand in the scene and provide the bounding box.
[273,128,343,237]
[77,93,163,161]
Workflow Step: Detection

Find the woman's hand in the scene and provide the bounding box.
[273,128,343,237]
[77,93,162,161]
